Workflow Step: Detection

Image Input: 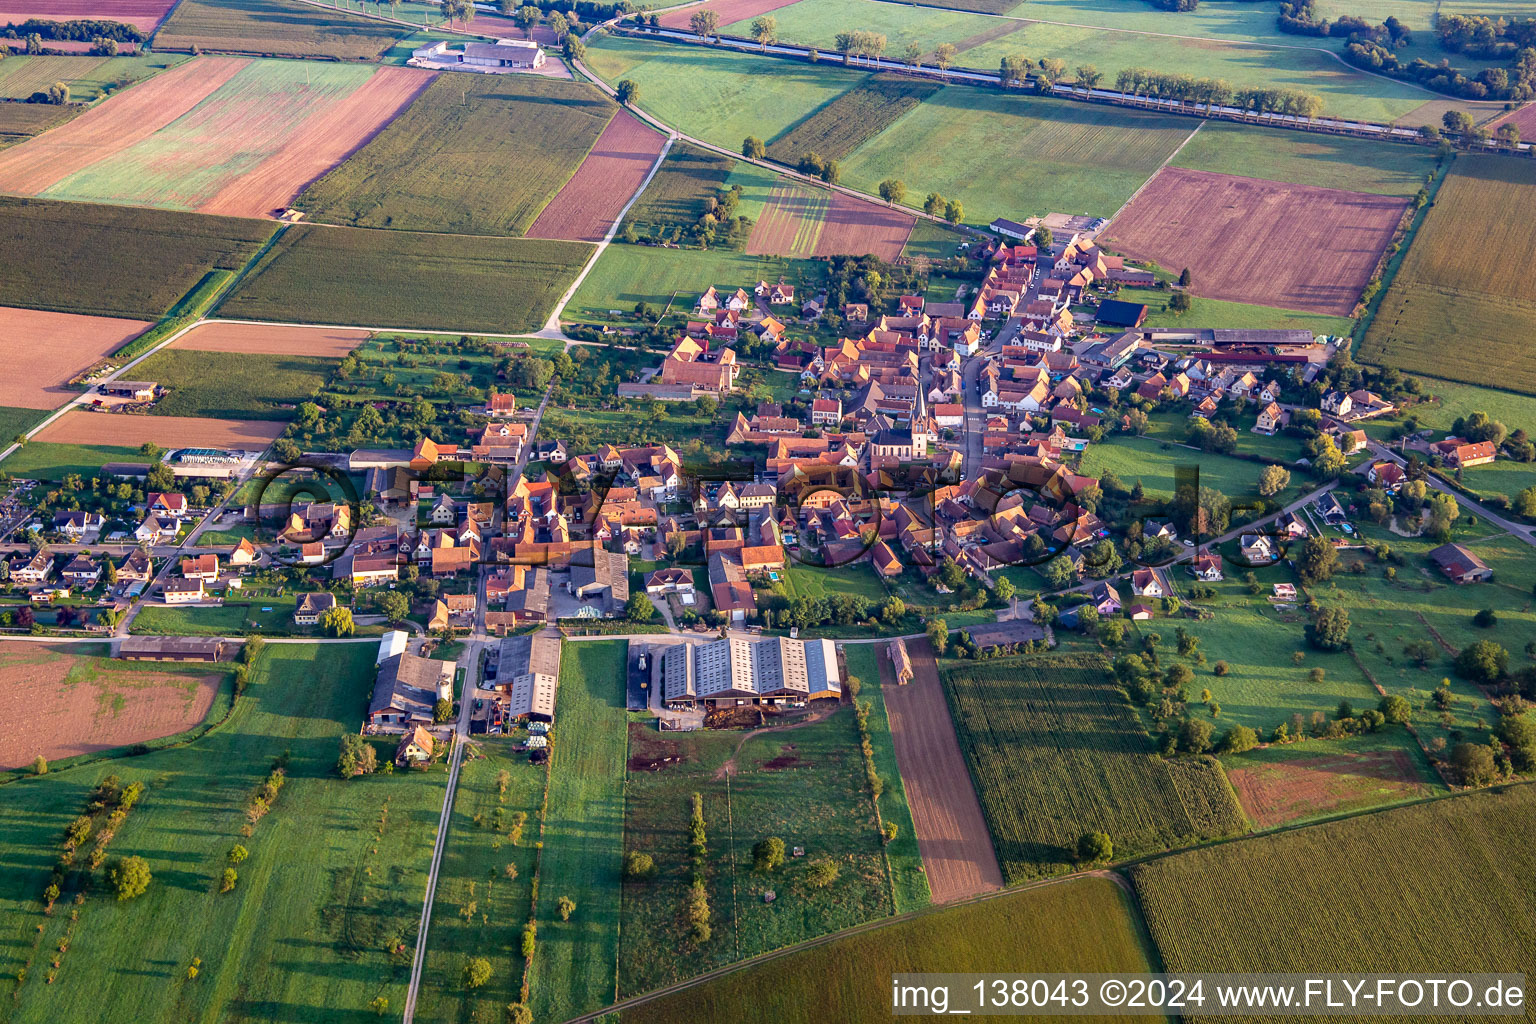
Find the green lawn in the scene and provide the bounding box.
[1401,378,1536,435]
[772,563,891,604]
[0,642,446,1024]
[841,643,929,911]
[129,597,382,637]
[1078,433,1284,503]
[902,218,972,260]
[412,738,547,1023]
[565,242,824,321]
[529,639,629,1024]
[130,349,336,420]
[1110,285,1355,335]
[618,703,896,996]
[1459,458,1536,503]
[0,442,143,481]
[1169,122,1440,197]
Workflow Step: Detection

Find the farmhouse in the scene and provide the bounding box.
[411,38,547,69]
[118,636,234,662]
[569,548,630,615]
[493,632,562,722]
[294,592,337,626]
[100,381,157,401]
[963,620,1050,654]
[1429,543,1493,584]
[660,636,841,708]
[369,652,454,732]
[396,726,435,767]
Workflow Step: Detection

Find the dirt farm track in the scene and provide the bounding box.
[1103,167,1408,317]
[34,410,287,449]
[877,637,1004,903]
[0,642,223,770]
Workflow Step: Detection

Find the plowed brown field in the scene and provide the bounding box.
[1227,747,1431,828]
[0,641,222,770]
[171,321,370,357]
[0,0,175,31]
[526,109,667,242]
[878,637,1003,903]
[1103,167,1408,316]
[35,409,285,448]
[0,306,151,410]
[199,65,435,218]
[658,0,800,30]
[818,191,914,260]
[0,56,247,193]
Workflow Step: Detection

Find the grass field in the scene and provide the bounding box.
[624,875,1159,1024]
[1131,783,1536,1015]
[1077,433,1289,504]
[902,217,970,260]
[1110,284,1355,335]
[1399,378,1536,434]
[772,563,890,605]
[1458,457,1536,502]
[130,349,336,420]
[155,0,416,58]
[1361,155,1536,395]
[566,242,822,321]
[766,73,943,166]
[940,653,1246,883]
[411,738,546,1024]
[841,643,930,911]
[0,197,273,319]
[529,639,629,1024]
[298,73,616,236]
[218,223,591,334]
[584,34,862,153]
[0,642,446,1024]
[1168,122,1440,197]
[130,598,333,636]
[839,87,1194,225]
[0,55,176,102]
[0,441,142,480]
[619,140,736,237]
[0,406,44,444]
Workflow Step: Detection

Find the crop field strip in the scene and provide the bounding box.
[0,196,274,319]
[154,0,416,59]
[526,109,669,243]
[941,653,1247,884]
[129,348,338,420]
[0,306,151,411]
[620,140,736,236]
[1103,167,1409,316]
[1131,783,1536,1022]
[1166,121,1440,197]
[297,73,618,237]
[170,321,371,357]
[1222,734,1438,829]
[1360,155,1536,395]
[217,223,593,334]
[0,58,435,217]
[33,410,287,449]
[0,1,178,31]
[765,74,944,166]
[656,0,801,30]
[0,101,75,147]
[745,183,830,257]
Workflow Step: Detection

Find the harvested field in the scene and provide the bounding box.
[0,56,248,195]
[878,638,1002,903]
[0,306,151,410]
[0,58,433,216]
[1104,167,1408,316]
[0,54,106,98]
[296,73,615,236]
[745,182,828,257]
[658,0,800,30]
[1226,746,1432,829]
[155,0,412,59]
[1361,155,1536,394]
[0,100,74,147]
[0,196,274,319]
[766,74,943,165]
[0,0,175,31]
[819,190,914,259]
[526,109,668,242]
[1490,101,1536,137]
[171,321,370,357]
[0,641,223,770]
[618,140,734,236]
[950,19,1024,52]
[34,410,286,448]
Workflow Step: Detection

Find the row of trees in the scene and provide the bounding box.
[1114,67,1325,119]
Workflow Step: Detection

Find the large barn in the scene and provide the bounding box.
[661,636,841,709]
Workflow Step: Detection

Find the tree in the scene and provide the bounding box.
[688,9,719,41]
[220,868,238,893]
[378,590,410,624]
[1379,693,1411,724]
[1077,830,1113,863]
[994,576,1015,603]
[439,0,473,29]
[547,11,569,41]
[903,41,922,67]
[47,81,70,105]
[337,734,378,777]
[108,855,152,901]
[556,895,576,921]
[626,591,656,622]
[1456,639,1508,684]
[943,198,964,225]
[749,14,776,49]
[926,618,949,657]
[938,557,966,592]
[1307,606,1351,651]
[753,836,785,872]
[1473,607,1498,628]
[513,4,540,37]
[1450,742,1497,786]
[923,191,945,217]
[320,606,355,638]
[1178,267,1192,287]
[1076,63,1102,93]
[370,996,390,1016]
[877,178,906,207]
[742,135,765,159]
[32,755,46,776]
[1258,464,1291,497]
[623,850,656,879]
[1168,291,1193,314]
[1442,109,1474,135]
[615,79,639,106]
[934,42,957,78]
[229,844,248,864]
[434,698,453,724]
[463,957,493,989]
[1177,717,1213,754]
[805,857,840,888]
[1220,724,1259,753]
[1297,535,1339,584]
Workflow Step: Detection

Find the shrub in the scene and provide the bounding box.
[228,844,248,864]
[1213,661,1230,676]
[622,850,656,880]
[1077,830,1113,863]
[220,868,238,893]
[463,956,493,989]
[805,857,840,888]
[556,895,576,921]
[107,855,151,901]
[753,836,785,873]
[505,1004,533,1024]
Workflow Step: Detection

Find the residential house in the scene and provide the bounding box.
[180,553,219,581]
[51,510,103,538]
[294,592,337,626]
[163,578,204,604]
[1254,401,1287,435]
[60,554,100,587]
[395,726,435,767]
[1189,551,1223,581]
[135,514,180,544]
[1129,568,1165,599]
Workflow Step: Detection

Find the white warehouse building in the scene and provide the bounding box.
[661,636,841,709]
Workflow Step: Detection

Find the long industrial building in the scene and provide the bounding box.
[661,636,841,708]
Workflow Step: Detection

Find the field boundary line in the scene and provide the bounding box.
[1106,119,1202,228]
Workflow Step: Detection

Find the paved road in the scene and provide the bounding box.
[1365,441,1536,550]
